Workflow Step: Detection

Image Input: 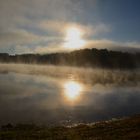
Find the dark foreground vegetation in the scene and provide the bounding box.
[0,114,140,140]
[0,48,140,69]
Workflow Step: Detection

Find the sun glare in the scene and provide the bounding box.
[64,27,86,49]
[64,81,82,100]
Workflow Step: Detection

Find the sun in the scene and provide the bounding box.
[64,27,86,49]
[66,27,82,41]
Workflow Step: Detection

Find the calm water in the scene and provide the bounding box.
[0,64,140,125]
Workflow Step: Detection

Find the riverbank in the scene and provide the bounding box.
[0,114,140,140]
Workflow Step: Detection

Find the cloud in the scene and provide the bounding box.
[91,24,111,35]
[84,39,140,51]
[0,14,111,54]
[0,29,45,54]
[0,0,97,34]
[39,20,110,37]
[0,0,91,27]
[0,0,109,54]
[33,39,140,54]
[0,30,41,45]
[0,0,139,54]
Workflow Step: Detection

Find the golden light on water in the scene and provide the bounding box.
[63,81,83,100]
[64,27,86,49]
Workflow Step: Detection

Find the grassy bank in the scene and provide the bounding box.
[0,114,140,140]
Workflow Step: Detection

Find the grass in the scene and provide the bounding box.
[0,114,140,140]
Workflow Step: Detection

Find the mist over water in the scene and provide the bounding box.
[0,64,140,125]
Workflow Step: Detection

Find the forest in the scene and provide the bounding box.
[0,48,140,69]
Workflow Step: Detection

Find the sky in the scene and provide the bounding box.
[0,0,140,54]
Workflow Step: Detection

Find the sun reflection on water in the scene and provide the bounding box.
[63,80,83,101]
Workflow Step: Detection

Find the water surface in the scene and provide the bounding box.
[0,64,140,125]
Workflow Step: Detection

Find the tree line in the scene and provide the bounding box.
[0,48,140,69]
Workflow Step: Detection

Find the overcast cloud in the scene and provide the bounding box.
[0,0,140,54]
